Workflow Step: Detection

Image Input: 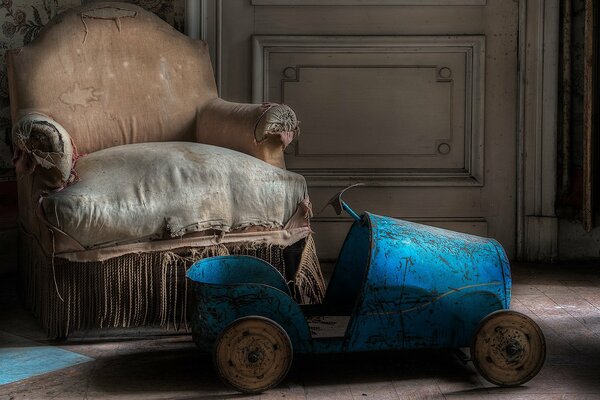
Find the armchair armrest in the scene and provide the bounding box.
[196,98,299,169]
[12,113,76,191]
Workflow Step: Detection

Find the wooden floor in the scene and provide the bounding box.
[1,263,600,399]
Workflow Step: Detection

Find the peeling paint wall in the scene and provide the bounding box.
[0,0,185,174]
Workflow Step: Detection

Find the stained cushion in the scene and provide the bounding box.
[41,142,308,250]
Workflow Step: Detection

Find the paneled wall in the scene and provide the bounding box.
[253,36,485,187]
[191,0,560,261]
[197,1,522,260]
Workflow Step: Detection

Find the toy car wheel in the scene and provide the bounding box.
[471,310,546,387]
[213,316,293,394]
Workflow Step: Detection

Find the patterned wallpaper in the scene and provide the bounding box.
[0,0,185,174]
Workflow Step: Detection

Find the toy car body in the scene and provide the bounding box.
[186,189,546,393]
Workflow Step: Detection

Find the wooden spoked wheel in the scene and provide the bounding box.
[214,316,293,394]
[471,310,546,387]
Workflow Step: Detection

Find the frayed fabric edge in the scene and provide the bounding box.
[20,232,324,339]
[55,227,311,262]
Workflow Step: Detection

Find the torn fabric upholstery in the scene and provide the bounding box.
[41,142,309,252]
[12,113,76,188]
[255,103,299,146]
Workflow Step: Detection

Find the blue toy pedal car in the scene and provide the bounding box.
[186,186,546,394]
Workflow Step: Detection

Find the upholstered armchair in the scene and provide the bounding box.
[7,2,324,338]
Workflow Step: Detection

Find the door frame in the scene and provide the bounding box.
[185,0,560,261]
[518,0,559,261]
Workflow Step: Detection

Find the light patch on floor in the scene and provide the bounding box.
[0,331,93,385]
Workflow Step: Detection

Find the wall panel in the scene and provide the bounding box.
[254,36,484,186]
[212,0,521,259]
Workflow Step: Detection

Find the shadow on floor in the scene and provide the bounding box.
[89,346,219,394]
[88,346,481,395]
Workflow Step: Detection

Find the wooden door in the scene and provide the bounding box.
[206,0,519,260]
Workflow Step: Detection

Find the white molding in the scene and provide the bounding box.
[191,0,221,95]
[215,0,222,94]
[516,0,527,260]
[540,0,559,218]
[253,35,485,187]
[518,0,560,260]
[199,0,208,41]
[184,0,209,41]
[184,0,200,39]
[252,0,487,5]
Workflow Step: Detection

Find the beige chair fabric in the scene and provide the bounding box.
[6,2,322,338]
[197,99,300,169]
[7,2,217,154]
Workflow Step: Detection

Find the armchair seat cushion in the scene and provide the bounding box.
[41,142,308,250]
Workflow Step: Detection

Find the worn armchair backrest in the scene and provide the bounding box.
[6,2,218,155]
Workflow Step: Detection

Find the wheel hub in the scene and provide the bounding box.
[504,341,523,360]
[247,350,261,364]
[487,326,528,367]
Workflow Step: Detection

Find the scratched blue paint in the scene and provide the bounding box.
[341,213,510,351]
[187,213,511,355]
[0,331,93,385]
[186,256,290,295]
[187,256,312,353]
